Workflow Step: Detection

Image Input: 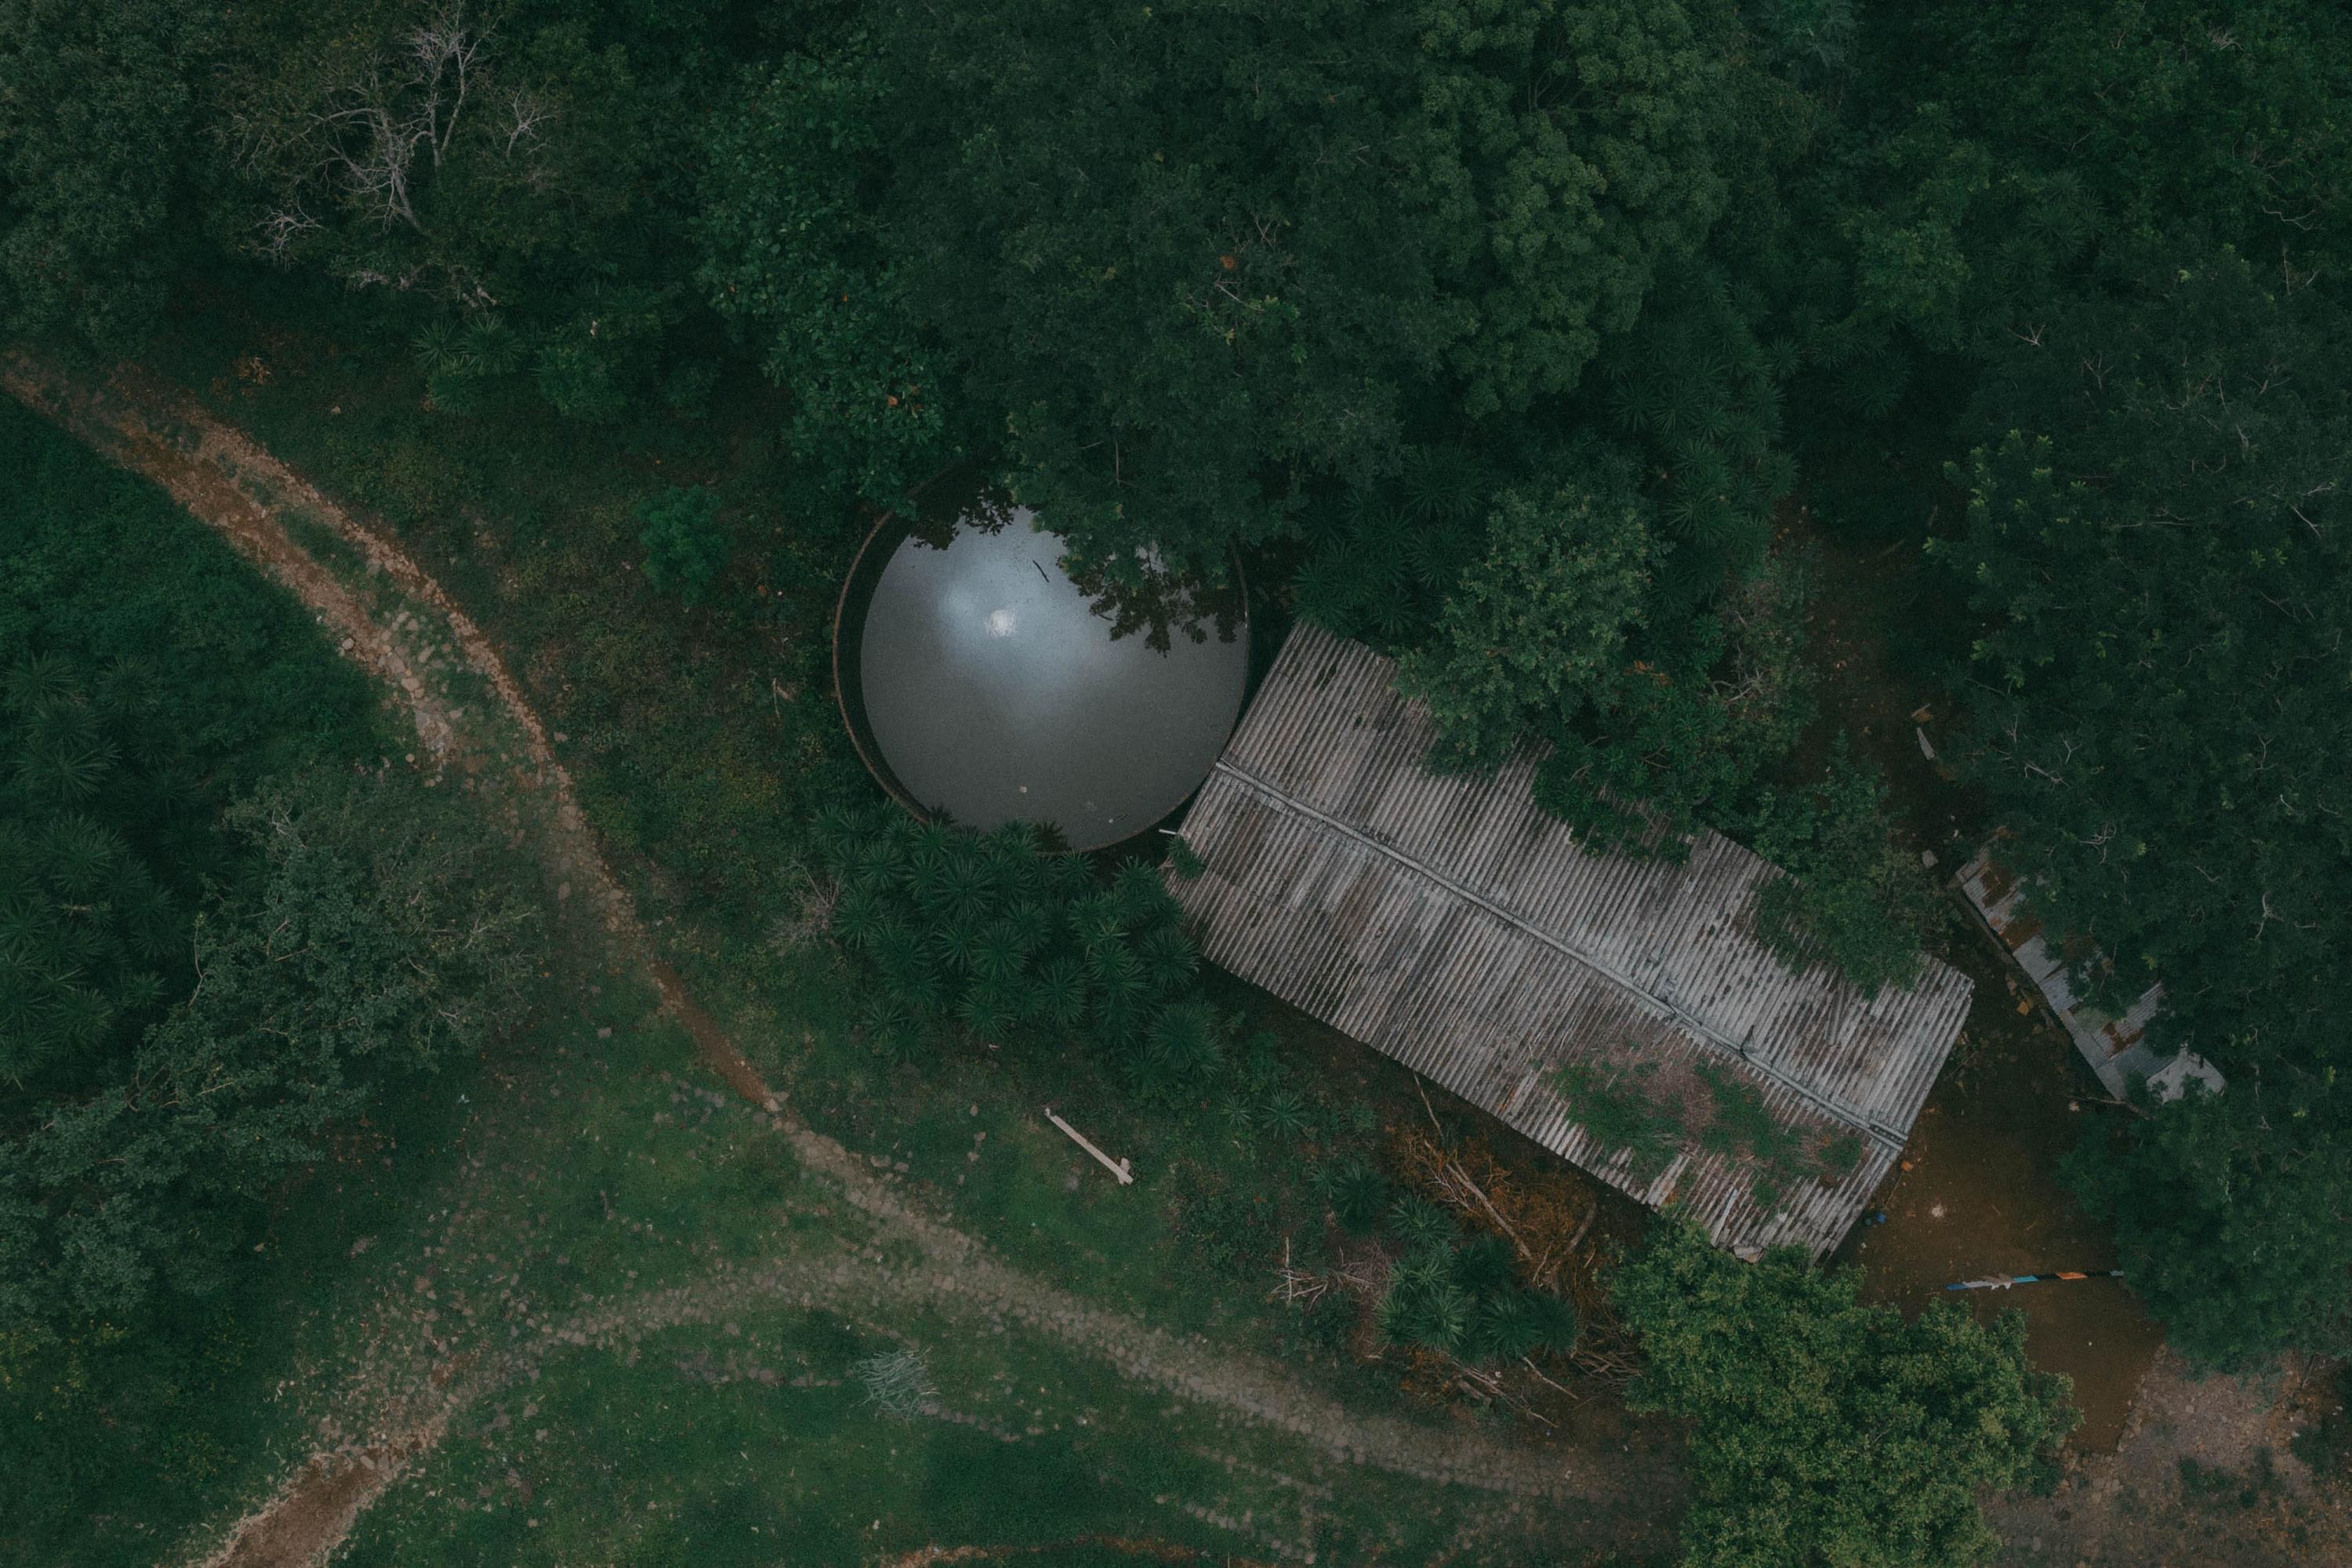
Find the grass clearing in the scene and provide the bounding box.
[142,296,1642,1421]
[11,340,1673,1563]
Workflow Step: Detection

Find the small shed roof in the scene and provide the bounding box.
[1957,848,2222,1102]
[1167,626,1973,1258]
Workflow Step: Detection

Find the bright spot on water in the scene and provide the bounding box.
[857,510,1247,850]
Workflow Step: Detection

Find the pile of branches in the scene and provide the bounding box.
[1388,1125,1641,1392]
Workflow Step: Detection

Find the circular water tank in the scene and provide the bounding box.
[837,506,1246,851]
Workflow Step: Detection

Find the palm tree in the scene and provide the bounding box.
[892,963,946,1018]
[1317,1156,1389,1235]
[1386,1196,1457,1254]
[1451,1232,1516,1298]
[1379,1272,1471,1356]
[870,921,923,983]
[1216,1092,1255,1137]
[956,984,1014,1041]
[1109,858,1161,913]
[969,920,1025,985]
[810,804,869,876]
[1466,1292,1539,1364]
[854,837,907,893]
[41,815,129,900]
[1144,996,1223,1085]
[1093,986,1147,1051]
[862,991,913,1046]
[1522,1290,1581,1355]
[831,885,887,950]
[5,652,79,712]
[979,822,1047,897]
[1000,898,1054,959]
[931,918,982,975]
[18,706,114,802]
[1164,835,1207,879]
[1396,444,1494,529]
[1071,891,1126,946]
[1138,924,1198,993]
[1043,851,1093,904]
[1083,936,1141,992]
[938,850,995,926]
[1257,1087,1311,1138]
[1033,956,1088,1028]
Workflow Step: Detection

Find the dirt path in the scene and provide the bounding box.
[4,351,1624,1565]
[565,1214,1614,1501]
[1989,1349,2351,1566]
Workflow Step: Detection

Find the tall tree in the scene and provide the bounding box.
[1749,735,1943,996]
[770,0,1749,580]
[694,37,944,509]
[1943,249,2352,1365]
[1398,456,1653,769]
[213,0,731,419]
[1616,1214,2075,1568]
[2066,1080,2352,1371]
[1944,250,2351,1071]
[1775,1,2352,488]
[0,770,542,1327]
[0,660,190,1094]
[0,0,218,350]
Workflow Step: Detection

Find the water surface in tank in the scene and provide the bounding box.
[856,509,1247,850]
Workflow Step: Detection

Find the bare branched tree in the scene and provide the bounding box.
[231,0,519,264]
[500,86,552,158]
[254,204,321,265]
[309,5,483,232]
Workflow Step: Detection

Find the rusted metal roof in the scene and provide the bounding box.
[1167,626,1973,1259]
[1957,848,2223,1102]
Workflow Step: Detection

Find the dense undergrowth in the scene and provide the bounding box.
[0,400,549,1561]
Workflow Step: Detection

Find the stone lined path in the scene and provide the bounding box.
[5,350,1629,1568]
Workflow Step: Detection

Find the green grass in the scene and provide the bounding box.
[139,300,1470,1381]
[335,1308,1232,1567]
[55,298,1683,1560]
[4,312,1693,1561]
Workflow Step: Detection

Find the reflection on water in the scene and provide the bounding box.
[857,510,1247,851]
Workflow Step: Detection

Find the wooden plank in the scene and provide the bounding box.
[1046,1108,1133,1185]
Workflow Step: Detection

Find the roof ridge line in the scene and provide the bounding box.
[1207,755,1904,1152]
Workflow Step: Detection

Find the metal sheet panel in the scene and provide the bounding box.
[1956,847,2206,1101]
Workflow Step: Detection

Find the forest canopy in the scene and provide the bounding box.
[2,0,2349,1388]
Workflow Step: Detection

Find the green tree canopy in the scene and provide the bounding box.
[0,0,217,350]
[1941,250,2351,1069]
[1936,251,2352,1364]
[636,485,731,604]
[0,660,190,1093]
[1774,1,2352,443]
[2066,1079,2352,1371]
[720,0,1743,578]
[692,39,945,508]
[1615,1214,2075,1568]
[212,0,731,419]
[1530,555,1812,854]
[1397,460,1653,769]
[0,769,543,1328]
[1749,735,1942,997]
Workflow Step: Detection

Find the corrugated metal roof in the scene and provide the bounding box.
[1956,848,2222,1102]
[1167,625,1973,1259]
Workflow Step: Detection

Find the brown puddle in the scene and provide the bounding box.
[1839,943,2164,1452]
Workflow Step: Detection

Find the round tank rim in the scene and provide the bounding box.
[829,507,1247,853]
